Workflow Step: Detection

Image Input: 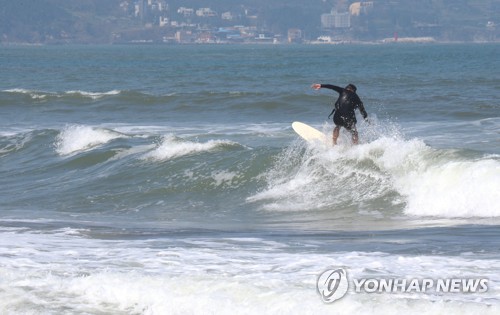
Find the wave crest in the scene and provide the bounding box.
[4,88,122,100]
[55,125,125,156]
[142,134,240,161]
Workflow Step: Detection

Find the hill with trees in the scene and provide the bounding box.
[0,0,498,44]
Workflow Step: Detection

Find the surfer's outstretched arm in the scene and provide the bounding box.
[311,83,343,94]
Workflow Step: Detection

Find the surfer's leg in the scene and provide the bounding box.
[332,126,340,145]
[343,120,358,145]
[350,125,359,144]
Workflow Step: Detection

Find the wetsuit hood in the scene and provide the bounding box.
[345,84,357,92]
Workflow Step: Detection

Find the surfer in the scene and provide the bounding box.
[311,83,368,145]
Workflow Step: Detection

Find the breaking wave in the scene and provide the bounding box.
[249,133,500,218]
[142,134,241,161]
[55,125,127,155]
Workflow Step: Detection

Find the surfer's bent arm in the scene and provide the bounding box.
[358,102,368,120]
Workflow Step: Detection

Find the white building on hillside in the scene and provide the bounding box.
[321,10,350,29]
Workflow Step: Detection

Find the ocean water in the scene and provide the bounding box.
[0,43,499,314]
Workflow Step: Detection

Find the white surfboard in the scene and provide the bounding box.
[292,121,328,144]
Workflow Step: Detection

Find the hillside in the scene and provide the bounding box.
[0,0,498,44]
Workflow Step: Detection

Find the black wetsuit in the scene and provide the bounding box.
[321,84,368,130]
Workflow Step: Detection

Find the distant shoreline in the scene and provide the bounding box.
[1,38,499,46]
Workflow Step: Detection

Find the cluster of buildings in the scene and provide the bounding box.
[117,0,300,44]
[115,1,380,44]
[115,0,316,44]
[173,27,303,45]
[114,0,496,44]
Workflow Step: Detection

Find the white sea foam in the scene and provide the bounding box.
[4,88,51,99]
[65,89,121,99]
[0,231,499,314]
[4,88,35,94]
[400,159,500,217]
[4,88,121,100]
[249,135,500,218]
[143,134,238,161]
[353,137,500,217]
[211,170,239,187]
[55,125,125,155]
